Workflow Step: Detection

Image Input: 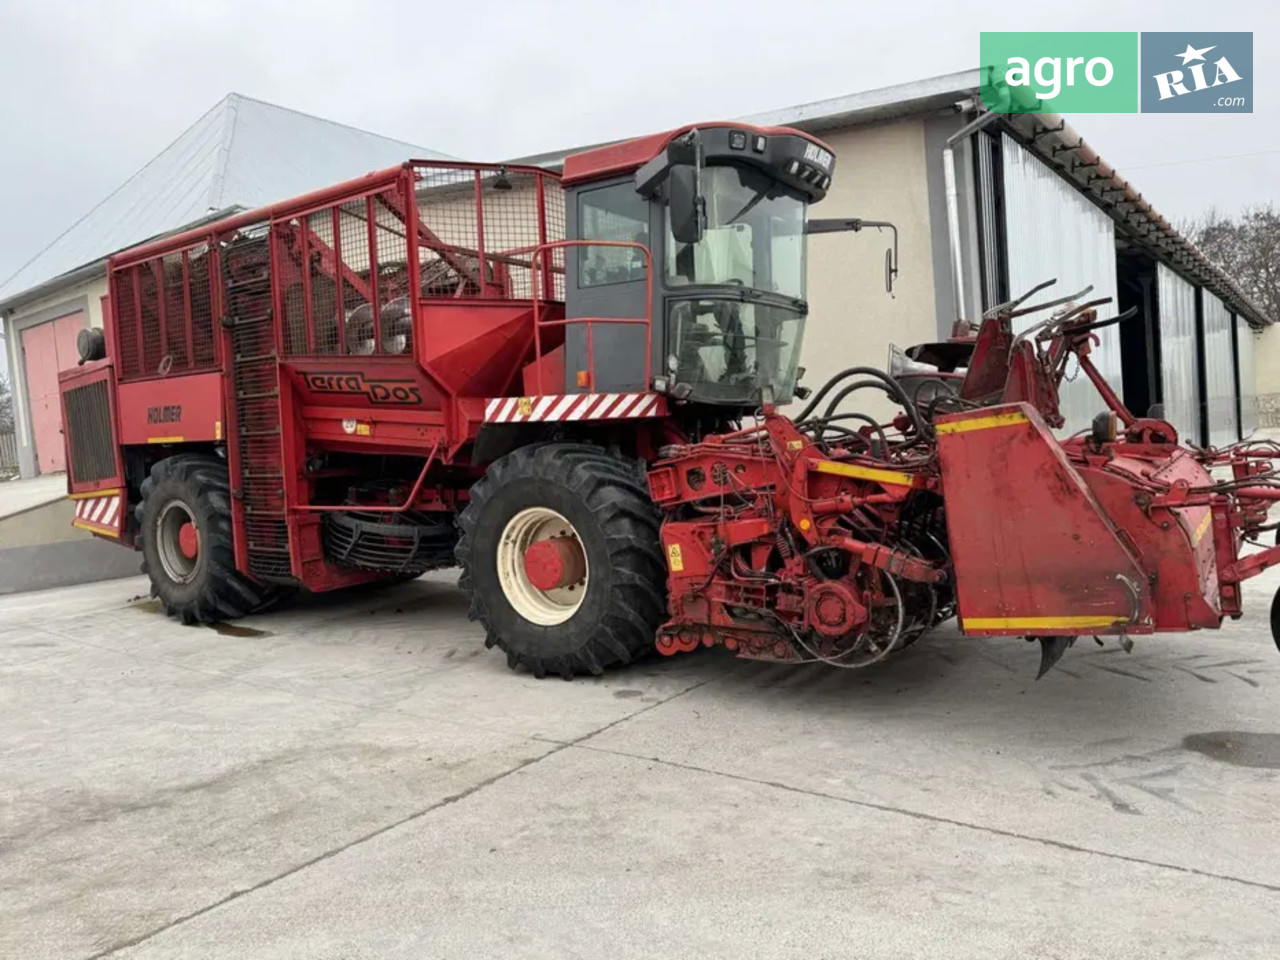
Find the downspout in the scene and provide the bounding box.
[943,107,1000,322]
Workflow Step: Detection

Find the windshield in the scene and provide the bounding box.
[668,299,806,405]
[666,166,806,300]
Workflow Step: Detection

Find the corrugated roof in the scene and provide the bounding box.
[0,94,453,309]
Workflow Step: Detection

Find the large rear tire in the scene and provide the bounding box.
[138,455,280,623]
[456,443,666,678]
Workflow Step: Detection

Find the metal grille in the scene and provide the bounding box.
[279,191,415,358]
[112,242,221,382]
[223,224,292,580]
[64,380,116,484]
[415,164,566,302]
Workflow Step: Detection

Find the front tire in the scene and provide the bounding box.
[456,444,666,678]
[138,455,279,623]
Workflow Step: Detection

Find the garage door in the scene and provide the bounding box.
[21,312,85,474]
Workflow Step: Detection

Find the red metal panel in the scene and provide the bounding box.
[116,371,224,446]
[21,311,85,474]
[936,403,1151,636]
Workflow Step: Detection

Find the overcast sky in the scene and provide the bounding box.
[0,0,1276,285]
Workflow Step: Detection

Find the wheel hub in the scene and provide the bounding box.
[178,522,200,560]
[156,500,201,585]
[523,536,587,591]
[497,507,589,625]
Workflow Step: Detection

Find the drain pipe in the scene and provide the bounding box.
[943,106,1000,322]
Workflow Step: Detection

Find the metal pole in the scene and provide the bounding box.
[943,108,1000,323]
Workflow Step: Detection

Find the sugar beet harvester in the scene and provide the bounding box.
[59,122,1280,679]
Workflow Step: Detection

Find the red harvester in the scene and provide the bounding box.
[58,122,1280,678]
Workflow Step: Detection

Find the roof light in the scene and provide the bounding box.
[786,159,800,175]
[752,135,767,153]
[729,130,747,150]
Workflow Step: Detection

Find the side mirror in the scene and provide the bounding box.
[668,165,703,245]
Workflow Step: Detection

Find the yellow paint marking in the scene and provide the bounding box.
[964,615,1129,630]
[147,436,184,444]
[72,520,120,538]
[68,488,121,500]
[813,460,916,487]
[1192,510,1213,546]
[935,411,1029,435]
[667,543,684,572]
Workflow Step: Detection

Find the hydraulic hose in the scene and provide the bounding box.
[794,366,927,438]
[803,412,890,456]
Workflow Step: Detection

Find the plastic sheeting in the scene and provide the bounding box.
[1202,291,1238,446]
[1238,315,1258,437]
[1001,134,1121,433]
[1157,264,1201,445]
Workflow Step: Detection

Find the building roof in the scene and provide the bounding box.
[0,93,453,311]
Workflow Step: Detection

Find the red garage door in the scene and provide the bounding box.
[21,312,85,475]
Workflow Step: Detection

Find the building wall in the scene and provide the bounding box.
[1254,323,1280,427]
[2,273,109,478]
[800,118,937,419]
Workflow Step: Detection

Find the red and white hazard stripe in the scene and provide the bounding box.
[72,492,122,532]
[485,392,664,424]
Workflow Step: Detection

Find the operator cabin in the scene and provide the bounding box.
[1,72,1271,480]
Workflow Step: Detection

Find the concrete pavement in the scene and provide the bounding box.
[3,568,1280,958]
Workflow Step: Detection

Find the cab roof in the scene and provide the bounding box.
[560,122,834,186]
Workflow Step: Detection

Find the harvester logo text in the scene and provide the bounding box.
[146,405,182,425]
[301,371,423,405]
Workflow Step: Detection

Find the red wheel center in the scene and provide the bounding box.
[523,536,586,591]
[178,521,200,560]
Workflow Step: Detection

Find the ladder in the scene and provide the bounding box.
[222,231,292,580]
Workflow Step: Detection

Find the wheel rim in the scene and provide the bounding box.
[156,500,200,584]
[497,507,588,625]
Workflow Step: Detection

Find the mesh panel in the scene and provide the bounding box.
[412,166,565,302]
[161,253,189,371]
[374,190,412,354]
[139,264,162,376]
[115,266,141,378]
[189,245,216,367]
[307,210,341,354]
[336,200,373,355]
[112,242,221,382]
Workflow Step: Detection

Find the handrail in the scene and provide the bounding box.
[514,239,653,395]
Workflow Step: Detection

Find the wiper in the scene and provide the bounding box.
[726,190,770,225]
